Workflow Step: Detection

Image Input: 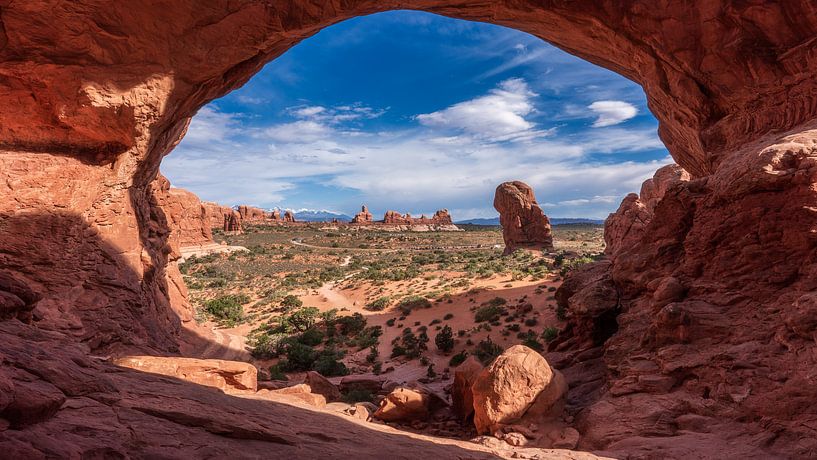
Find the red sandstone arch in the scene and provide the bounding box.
[2,2,817,457]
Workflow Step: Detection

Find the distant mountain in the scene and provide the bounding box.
[290,209,353,222]
[456,217,604,226]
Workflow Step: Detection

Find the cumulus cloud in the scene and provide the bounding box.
[416,78,551,142]
[165,82,669,219]
[588,100,638,127]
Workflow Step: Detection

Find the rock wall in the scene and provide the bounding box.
[554,126,817,457]
[237,205,268,223]
[1,1,817,457]
[150,174,213,253]
[203,202,242,233]
[494,181,553,254]
[382,209,453,225]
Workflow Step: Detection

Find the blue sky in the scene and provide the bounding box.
[163,10,670,220]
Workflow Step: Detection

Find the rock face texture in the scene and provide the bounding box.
[238,205,268,223]
[2,1,817,458]
[114,356,257,394]
[283,210,296,223]
[494,181,553,254]
[451,356,483,422]
[203,202,242,233]
[472,345,565,434]
[351,205,374,224]
[151,174,214,252]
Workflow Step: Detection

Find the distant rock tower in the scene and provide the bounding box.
[493,181,553,255]
[351,205,373,224]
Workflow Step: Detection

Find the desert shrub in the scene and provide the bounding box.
[449,350,468,367]
[249,332,291,359]
[298,327,325,346]
[386,318,396,327]
[366,345,379,363]
[337,313,366,336]
[366,296,390,311]
[350,325,382,350]
[475,305,504,323]
[397,296,432,315]
[268,364,288,381]
[556,304,567,321]
[426,364,436,378]
[542,326,558,342]
[202,294,248,326]
[278,342,317,371]
[280,294,303,310]
[312,347,349,377]
[524,318,538,327]
[474,337,503,365]
[443,313,454,320]
[284,306,320,332]
[435,325,454,353]
[520,331,544,352]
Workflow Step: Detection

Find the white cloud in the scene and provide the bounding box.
[416,78,550,142]
[588,100,638,127]
[165,86,668,219]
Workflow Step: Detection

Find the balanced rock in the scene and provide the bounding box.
[471,345,565,434]
[493,181,553,255]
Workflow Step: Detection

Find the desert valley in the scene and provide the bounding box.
[2,2,817,459]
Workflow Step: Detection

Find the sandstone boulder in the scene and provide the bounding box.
[304,371,341,402]
[451,356,483,421]
[373,387,431,422]
[471,345,565,434]
[493,181,553,255]
[113,356,257,394]
[263,384,327,408]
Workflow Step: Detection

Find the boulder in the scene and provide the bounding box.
[304,371,341,402]
[493,181,553,255]
[471,345,565,434]
[339,375,384,394]
[451,356,483,421]
[373,388,431,422]
[263,384,327,408]
[113,356,257,394]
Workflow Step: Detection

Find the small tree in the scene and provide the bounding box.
[435,325,454,353]
[281,294,303,310]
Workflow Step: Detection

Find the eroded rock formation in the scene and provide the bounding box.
[2,1,817,458]
[238,205,268,223]
[382,209,452,225]
[283,210,296,223]
[351,205,374,224]
[203,202,243,233]
[151,174,213,253]
[494,181,553,254]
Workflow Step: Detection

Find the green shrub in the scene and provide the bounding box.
[521,331,544,351]
[202,294,248,325]
[312,347,349,377]
[435,325,454,353]
[280,294,303,310]
[474,337,503,365]
[474,305,504,323]
[279,342,317,372]
[298,327,325,346]
[337,313,366,336]
[268,364,288,381]
[366,296,390,311]
[449,350,468,367]
[542,326,558,342]
[397,296,432,315]
[350,325,382,350]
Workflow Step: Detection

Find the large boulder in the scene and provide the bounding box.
[471,345,565,434]
[493,181,553,255]
[451,356,483,421]
[373,387,431,422]
[113,356,257,394]
[304,371,341,402]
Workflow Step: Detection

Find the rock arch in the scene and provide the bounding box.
[1,1,817,457]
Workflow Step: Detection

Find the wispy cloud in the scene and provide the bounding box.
[589,100,638,127]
